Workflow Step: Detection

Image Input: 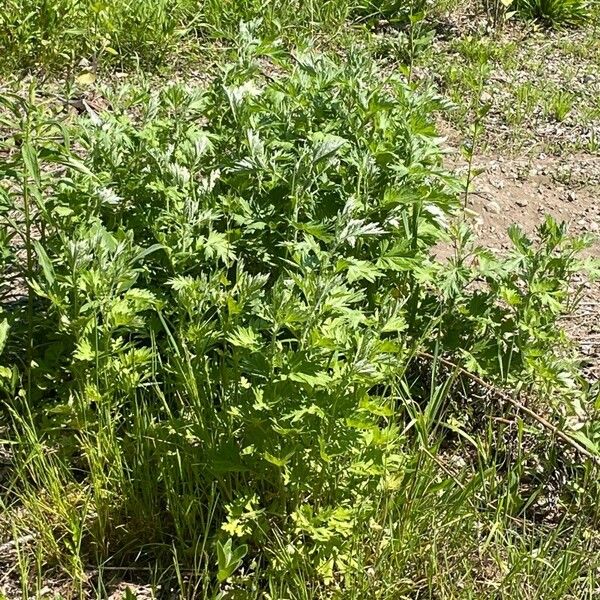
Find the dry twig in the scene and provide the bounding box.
[418,351,600,465]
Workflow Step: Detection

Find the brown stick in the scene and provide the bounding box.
[417,351,600,466]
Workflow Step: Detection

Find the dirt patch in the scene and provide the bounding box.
[465,153,600,247]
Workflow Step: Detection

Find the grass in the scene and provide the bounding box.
[0,0,360,75]
[1,1,600,599]
[515,0,591,27]
[416,19,600,154]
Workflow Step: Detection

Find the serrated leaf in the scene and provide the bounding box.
[337,258,382,283]
[227,326,261,351]
[311,133,347,166]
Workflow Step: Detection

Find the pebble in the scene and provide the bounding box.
[486,201,502,214]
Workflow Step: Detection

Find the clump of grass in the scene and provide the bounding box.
[0,0,195,74]
[544,89,574,121]
[515,0,590,26]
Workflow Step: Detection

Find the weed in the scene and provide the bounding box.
[516,0,591,26]
[544,89,574,121]
[0,10,599,600]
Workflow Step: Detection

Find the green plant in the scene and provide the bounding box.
[0,29,461,583]
[217,538,248,582]
[544,89,574,121]
[515,0,590,26]
[0,0,194,73]
[1,22,599,599]
[509,81,542,125]
[353,0,428,24]
[482,0,518,29]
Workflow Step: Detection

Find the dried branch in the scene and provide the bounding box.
[418,351,600,465]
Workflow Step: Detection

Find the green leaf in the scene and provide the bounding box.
[33,240,55,287]
[22,142,41,185]
[311,133,348,166]
[0,320,9,355]
[123,588,137,600]
[568,430,600,456]
[337,258,382,283]
[264,451,294,467]
[217,539,248,583]
[227,326,261,351]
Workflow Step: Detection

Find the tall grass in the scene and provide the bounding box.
[1,0,595,76]
[0,0,198,73]
[0,0,451,75]
[0,0,355,74]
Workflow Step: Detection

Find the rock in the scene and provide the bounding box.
[486,201,502,214]
[515,198,528,207]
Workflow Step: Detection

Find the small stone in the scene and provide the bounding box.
[566,190,577,202]
[515,198,528,207]
[486,201,502,214]
[589,222,599,233]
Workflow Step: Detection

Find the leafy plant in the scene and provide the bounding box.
[217,538,249,582]
[515,0,590,26]
[0,21,598,599]
[545,89,574,121]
